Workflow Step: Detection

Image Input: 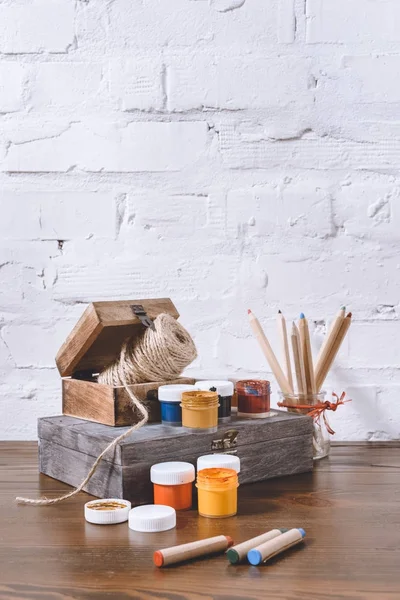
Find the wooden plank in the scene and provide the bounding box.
[38,410,313,465]
[39,432,312,504]
[55,298,179,377]
[62,376,194,426]
[114,377,194,426]
[39,440,123,498]
[4,442,400,598]
[38,416,124,464]
[93,298,179,325]
[55,303,102,377]
[62,378,116,425]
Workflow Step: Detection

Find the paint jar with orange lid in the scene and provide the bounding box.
[180,391,219,433]
[151,462,195,511]
[196,468,239,518]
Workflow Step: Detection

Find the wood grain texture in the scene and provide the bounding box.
[62,377,194,426]
[38,410,313,464]
[3,442,400,599]
[56,298,179,377]
[38,410,313,503]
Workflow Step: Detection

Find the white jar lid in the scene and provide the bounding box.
[150,461,195,485]
[128,504,176,532]
[197,454,241,473]
[195,380,234,396]
[84,498,131,525]
[158,384,198,403]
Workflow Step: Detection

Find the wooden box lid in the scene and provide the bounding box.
[56,298,179,377]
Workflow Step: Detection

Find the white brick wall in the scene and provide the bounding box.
[0,0,399,441]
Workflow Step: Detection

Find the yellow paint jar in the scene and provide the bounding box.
[196,468,239,518]
[180,391,219,434]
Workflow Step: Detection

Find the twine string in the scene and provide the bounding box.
[277,391,351,435]
[16,313,197,506]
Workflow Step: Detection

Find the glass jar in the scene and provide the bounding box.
[196,468,239,518]
[150,461,195,511]
[158,384,198,426]
[278,391,330,460]
[236,380,271,418]
[180,391,219,433]
[195,380,234,422]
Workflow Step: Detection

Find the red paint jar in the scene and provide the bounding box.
[150,462,195,511]
[236,380,271,418]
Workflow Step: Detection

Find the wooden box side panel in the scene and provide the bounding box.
[121,434,312,504]
[114,377,195,426]
[119,412,313,464]
[62,377,196,427]
[62,379,116,426]
[39,440,123,499]
[38,431,312,506]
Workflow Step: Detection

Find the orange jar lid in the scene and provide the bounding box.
[196,468,239,491]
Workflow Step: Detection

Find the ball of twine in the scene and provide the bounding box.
[16,313,197,506]
[98,313,197,387]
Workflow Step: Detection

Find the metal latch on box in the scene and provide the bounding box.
[131,304,156,331]
[211,429,239,453]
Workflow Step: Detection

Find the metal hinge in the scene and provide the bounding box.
[131,304,156,331]
[211,429,239,453]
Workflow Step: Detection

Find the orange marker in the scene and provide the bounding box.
[154,535,234,567]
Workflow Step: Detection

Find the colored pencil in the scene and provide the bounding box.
[248,309,292,396]
[316,312,352,391]
[291,322,307,396]
[277,311,294,394]
[299,313,316,396]
[314,307,345,387]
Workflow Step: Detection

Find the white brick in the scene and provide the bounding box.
[219,122,400,170]
[109,58,164,111]
[306,0,400,44]
[0,64,25,112]
[227,184,332,239]
[0,263,23,310]
[167,55,311,110]
[1,0,400,443]
[4,122,209,172]
[1,325,62,368]
[0,0,75,54]
[335,181,400,242]
[318,56,400,111]
[342,56,400,104]
[0,192,115,240]
[30,63,104,111]
[0,369,60,440]
[348,322,400,368]
[125,192,208,236]
[327,386,379,441]
[54,254,240,303]
[109,0,277,49]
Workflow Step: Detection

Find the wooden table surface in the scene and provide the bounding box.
[1,442,399,600]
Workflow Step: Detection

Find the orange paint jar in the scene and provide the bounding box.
[196,468,239,518]
[180,391,219,433]
[150,462,195,511]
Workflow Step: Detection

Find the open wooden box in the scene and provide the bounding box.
[55,298,195,426]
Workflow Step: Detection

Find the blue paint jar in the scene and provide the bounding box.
[158,384,198,426]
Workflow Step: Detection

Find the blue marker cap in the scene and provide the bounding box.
[300,312,305,319]
[247,549,263,566]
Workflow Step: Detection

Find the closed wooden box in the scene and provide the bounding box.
[38,410,314,505]
[56,298,193,426]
